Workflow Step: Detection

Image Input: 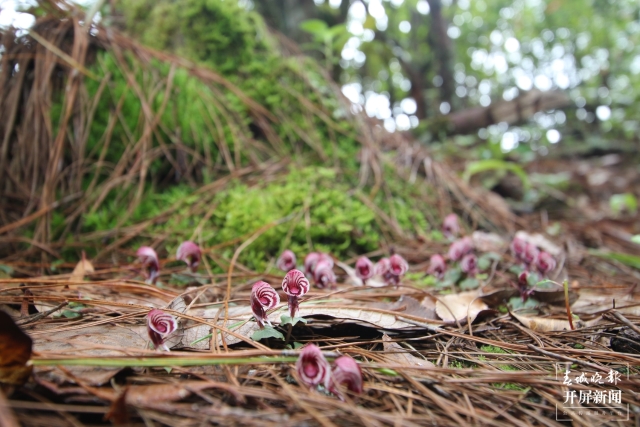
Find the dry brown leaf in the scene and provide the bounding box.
[125,382,207,406]
[215,304,424,330]
[32,324,146,386]
[435,291,489,324]
[471,231,506,253]
[70,252,95,283]
[511,312,583,332]
[514,231,562,257]
[382,335,435,368]
[299,306,424,329]
[207,300,444,346]
[105,387,130,425]
[571,290,640,315]
[0,311,33,393]
[373,296,438,321]
[477,289,518,307]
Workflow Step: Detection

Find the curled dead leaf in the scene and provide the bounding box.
[435,291,489,324]
[511,312,583,332]
[70,251,95,285]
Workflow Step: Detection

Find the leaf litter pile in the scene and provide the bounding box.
[1,3,640,427]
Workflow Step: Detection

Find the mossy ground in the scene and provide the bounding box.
[37,0,447,270]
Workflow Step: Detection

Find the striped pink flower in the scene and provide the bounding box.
[296,344,331,389]
[389,254,408,276]
[326,355,363,400]
[510,237,527,261]
[282,269,310,318]
[313,259,336,289]
[442,213,460,239]
[374,258,390,276]
[147,309,177,351]
[137,246,160,284]
[447,237,473,261]
[176,241,201,272]
[250,281,280,328]
[427,254,446,279]
[304,252,321,276]
[355,256,374,284]
[460,253,478,277]
[523,243,539,266]
[277,250,297,272]
[536,251,556,276]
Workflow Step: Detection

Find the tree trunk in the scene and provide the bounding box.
[443,89,571,135]
[426,0,454,108]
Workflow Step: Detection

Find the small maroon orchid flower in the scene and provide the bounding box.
[318,253,334,268]
[460,253,478,277]
[355,256,374,285]
[147,309,177,351]
[137,246,160,284]
[277,250,297,272]
[374,257,390,276]
[389,254,408,276]
[427,254,447,279]
[442,213,460,239]
[282,269,310,318]
[250,281,280,328]
[176,241,201,272]
[447,237,473,261]
[296,344,331,389]
[510,237,527,262]
[304,252,321,276]
[313,259,336,289]
[515,271,535,302]
[518,270,531,288]
[326,355,363,400]
[376,254,409,288]
[523,243,539,266]
[536,251,556,276]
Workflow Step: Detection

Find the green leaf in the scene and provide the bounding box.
[0,264,13,278]
[280,315,308,326]
[49,260,63,272]
[631,235,640,245]
[327,23,348,38]
[443,267,462,284]
[60,309,82,319]
[477,253,500,271]
[462,159,531,190]
[251,326,285,341]
[376,368,399,376]
[299,19,329,35]
[609,193,638,216]
[508,296,540,310]
[459,277,480,290]
[588,250,640,270]
[68,302,86,309]
[533,279,554,289]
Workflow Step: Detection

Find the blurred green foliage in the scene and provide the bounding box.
[299,0,640,156]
